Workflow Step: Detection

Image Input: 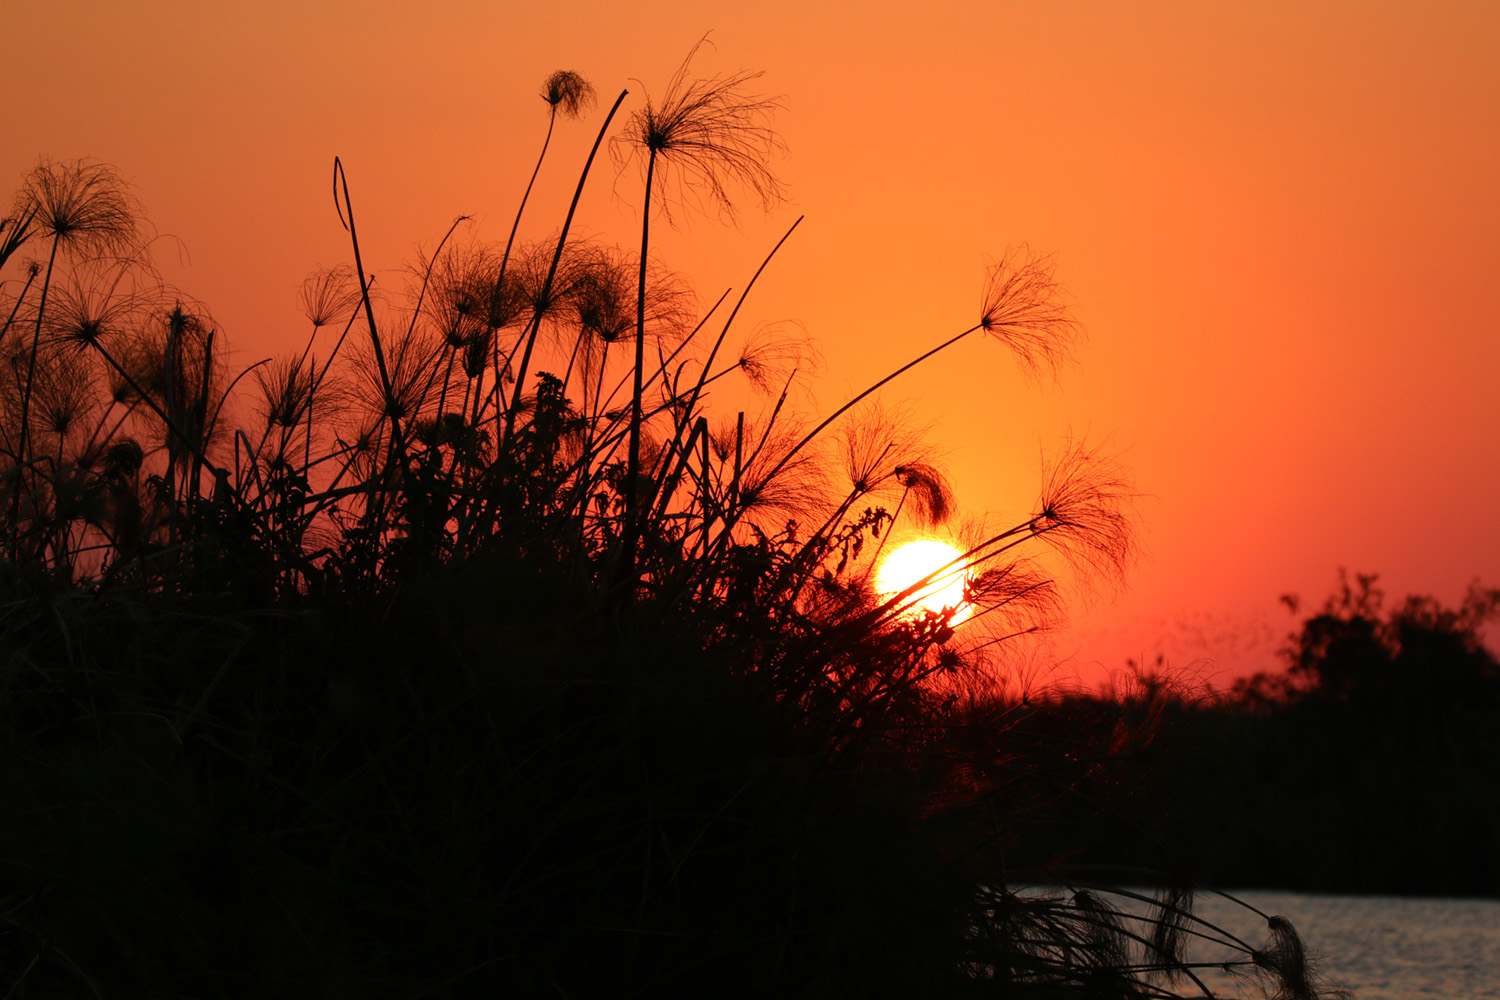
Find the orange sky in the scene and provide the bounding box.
[9,1,1500,686]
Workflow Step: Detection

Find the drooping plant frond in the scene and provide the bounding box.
[1239,915,1352,1000]
[894,462,955,528]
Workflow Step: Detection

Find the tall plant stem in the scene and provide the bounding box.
[479,106,560,419]
[0,268,41,460]
[333,156,410,553]
[15,237,61,468]
[0,263,39,349]
[500,89,628,450]
[865,485,910,573]
[618,148,658,590]
[646,216,802,527]
[8,236,60,554]
[332,159,399,448]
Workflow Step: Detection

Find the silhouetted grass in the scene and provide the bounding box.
[0,52,1345,998]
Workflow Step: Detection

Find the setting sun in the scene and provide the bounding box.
[875,539,972,624]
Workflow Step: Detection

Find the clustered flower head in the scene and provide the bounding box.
[541,70,597,120]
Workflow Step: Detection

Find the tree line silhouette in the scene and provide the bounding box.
[1020,571,1500,899]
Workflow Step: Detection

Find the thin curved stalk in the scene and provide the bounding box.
[500,88,629,449]
[646,217,802,526]
[478,105,560,418]
[619,148,658,588]
[711,323,982,560]
[15,236,61,466]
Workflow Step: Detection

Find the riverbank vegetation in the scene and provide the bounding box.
[1023,571,1500,899]
[1,54,1351,997]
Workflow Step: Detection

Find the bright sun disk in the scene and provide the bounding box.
[875,539,972,624]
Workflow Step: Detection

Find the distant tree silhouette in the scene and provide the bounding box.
[1195,571,1500,895]
[1269,569,1500,710]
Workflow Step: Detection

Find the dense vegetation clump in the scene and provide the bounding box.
[0,53,1348,998]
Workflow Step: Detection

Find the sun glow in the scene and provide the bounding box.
[874,539,972,624]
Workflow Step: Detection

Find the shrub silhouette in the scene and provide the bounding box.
[0,58,1345,998]
[1236,569,1500,710]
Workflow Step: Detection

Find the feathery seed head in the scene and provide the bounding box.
[419,240,501,347]
[514,238,589,324]
[571,248,637,347]
[736,322,820,395]
[300,264,361,329]
[15,158,142,258]
[614,38,786,223]
[254,356,313,428]
[576,248,694,347]
[839,401,927,499]
[979,245,1084,381]
[27,351,100,443]
[43,259,156,350]
[961,556,1061,635]
[343,316,442,422]
[1031,439,1138,594]
[1,211,36,269]
[731,418,830,523]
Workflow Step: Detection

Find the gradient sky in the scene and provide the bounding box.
[9,0,1499,686]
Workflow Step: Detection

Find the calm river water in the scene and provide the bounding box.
[1188,889,1500,999]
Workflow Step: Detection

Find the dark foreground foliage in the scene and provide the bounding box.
[1,54,1345,998]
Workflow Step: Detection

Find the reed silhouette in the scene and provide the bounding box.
[0,55,1348,998]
